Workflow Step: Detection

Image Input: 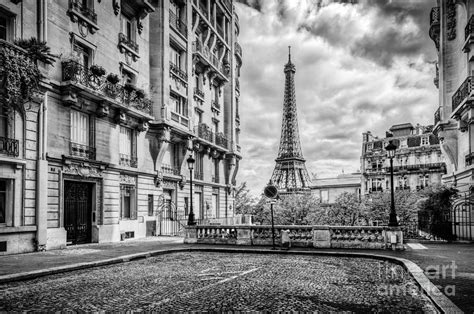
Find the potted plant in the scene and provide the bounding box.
[124,82,136,93]
[89,64,106,77]
[135,88,145,99]
[14,37,57,66]
[106,73,120,84]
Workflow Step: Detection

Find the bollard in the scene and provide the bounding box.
[281,229,291,250]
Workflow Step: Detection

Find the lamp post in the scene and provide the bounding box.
[385,141,398,227]
[187,154,196,226]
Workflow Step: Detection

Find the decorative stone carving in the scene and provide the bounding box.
[96,103,110,117]
[154,171,164,187]
[63,163,103,178]
[115,111,127,124]
[61,89,78,106]
[137,120,149,132]
[113,0,120,15]
[178,175,186,189]
[120,174,137,185]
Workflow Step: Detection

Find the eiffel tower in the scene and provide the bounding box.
[270,47,311,194]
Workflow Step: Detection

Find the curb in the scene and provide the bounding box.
[0,246,462,313]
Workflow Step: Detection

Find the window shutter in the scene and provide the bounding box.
[131,188,137,220]
[131,130,137,160]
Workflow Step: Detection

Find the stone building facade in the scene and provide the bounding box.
[361,123,446,196]
[429,0,473,239]
[0,0,241,255]
[311,173,361,204]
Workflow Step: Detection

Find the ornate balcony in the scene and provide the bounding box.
[169,10,188,38]
[464,15,474,52]
[192,40,229,83]
[170,111,189,127]
[61,60,153,118]
[0,136,19,157]
[119,153,137,168]
[429,7,440,50]
[234,42,242,60]
[169,62,188,81]
[466,153,474,166]
[195,123,214,143]
[118,33,139,61]
[212,100,220,111]
[194,87,204,100]
[68,0,99,35]
[70,142,96,160]
[215,132,228,149]
[161,164,181,176]
[452,76,474,115]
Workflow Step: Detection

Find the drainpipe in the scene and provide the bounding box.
[35,0,48,251]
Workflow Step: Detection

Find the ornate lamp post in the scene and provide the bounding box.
[187,154,196,226]
[385,141,398,227]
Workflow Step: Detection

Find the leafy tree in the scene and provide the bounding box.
[273,193,323,225]
[14,38,57,66]
[363,190,420,225]
[326,192,367,226]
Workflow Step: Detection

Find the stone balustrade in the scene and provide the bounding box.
[184,225,403,250]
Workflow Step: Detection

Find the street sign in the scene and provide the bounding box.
[264,184,278,199]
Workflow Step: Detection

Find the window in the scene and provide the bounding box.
[170,47,182,69]
[194,109,203,126]
[119,126,136,167]
[212,190,219,218]
[419,174,429,189]
[400,139,408,148]
[0,179,11,225]
[147,194,154,216]
[122,14,136,42]
[71,111,89,146]
[194,152,203,180]
[213,120,219,134]
[120,185,136,219]
[212,159,219,183]
[170,1,181,20]
[366,143,373,151]
[0,10,14,41]
[121,69,135,85]
[170,93,188,117]
[73,42,91,68]
[184,197,189,216]
[320,190,329,203]
[421,136,429,146]
[0,106,7,138]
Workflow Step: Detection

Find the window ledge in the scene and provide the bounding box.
[0,156,26,165]
[68,8,100,35]
[0,225,37,234]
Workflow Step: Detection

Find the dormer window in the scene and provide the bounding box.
[421,136,429,146]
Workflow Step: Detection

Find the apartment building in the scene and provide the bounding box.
[429,0,473,239]
[361,123,446,195]
[0,0,242,255]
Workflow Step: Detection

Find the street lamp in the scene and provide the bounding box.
[187,154,196,226]
[385,141,398,227]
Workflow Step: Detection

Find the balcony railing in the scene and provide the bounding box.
[235,78,240,91]
[61,60,152,116]
[118,33,139,53]
[215,133,228,149]
[430,7,440,26]
[465,153,474,166]
[429,7,440,50]
[194,123,229,149]
[161,164,181,176]
[169,10,188,37]
[69,0,97,24]
[0,136,19,157]
[212,100,220,110]
[452,76,474,113]
[119,153,137,168]
[194,171,204,180]
[70,142,96,160]
[466,15,474,40]
[169,62,188,81]
[434,107,440,125]
[194,87,204,99]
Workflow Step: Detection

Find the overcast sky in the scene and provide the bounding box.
[234,0,438,196]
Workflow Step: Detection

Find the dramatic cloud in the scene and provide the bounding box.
[235,0,438,196]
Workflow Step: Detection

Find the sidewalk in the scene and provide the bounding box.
[0,238,473,312]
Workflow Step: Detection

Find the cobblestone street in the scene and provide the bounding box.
[0,252,437,312]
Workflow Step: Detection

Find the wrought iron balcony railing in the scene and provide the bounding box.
[69,0,97,24]
[215,132,228,149]
[466,15,474,40]
[118,33,139,53]
[169,62,188,81]
[430,6,440,26]
[434,107,440,125]
[452,76,474,113]
[119,153,137,168]
[429,7,440,50]
[70,142,96,160]
[466,153,474,166]
[194,87,204,99]
[161,163,180,176]
[61,60,152,116]
[195,123,214,143]
[0,136,19,157]
[169,10,188,37]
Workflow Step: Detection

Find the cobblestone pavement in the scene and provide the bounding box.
[0,252,437,312]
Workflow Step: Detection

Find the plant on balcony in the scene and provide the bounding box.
[89,64,106,77]
[124,82,137,93]
[0,42,41,111]
[106,73,120,84]
[135,88,145,100]
[14,38,57,66]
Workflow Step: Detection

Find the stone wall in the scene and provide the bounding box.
[184,225,404,250]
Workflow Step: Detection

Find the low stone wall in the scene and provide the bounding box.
[184,225,404,250]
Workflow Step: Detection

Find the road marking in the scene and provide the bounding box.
[407,243,428,250]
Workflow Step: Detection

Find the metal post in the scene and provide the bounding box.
[187,168,195,225]
[388,157,398,227]
[270,202,276,249]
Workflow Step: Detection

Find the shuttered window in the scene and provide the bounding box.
[70,111,89,145]
[119,127,132,157]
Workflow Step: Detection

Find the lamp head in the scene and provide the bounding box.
[385,141,397,158]
[187,154,195,170]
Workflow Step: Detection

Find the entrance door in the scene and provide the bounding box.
[64,181,92,244]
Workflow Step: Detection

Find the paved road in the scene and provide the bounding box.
[0,252,437,312]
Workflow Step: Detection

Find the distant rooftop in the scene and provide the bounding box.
[389,123,414,131]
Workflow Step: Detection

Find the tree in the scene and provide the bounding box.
[363,190,421,225]
[273,193,324,225]
[326,192,367,226]
[234,182,257,215]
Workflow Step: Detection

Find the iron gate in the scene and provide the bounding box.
[64,181,92,244]
[451,190,474,241]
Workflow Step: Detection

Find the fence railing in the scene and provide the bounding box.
[0,136,19,157]
[185,225,400,249]
[70,142,96,160]
[118,33,139,53]
[452,76,474,113]
[161,163,180,176]
[169,10,187,37]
